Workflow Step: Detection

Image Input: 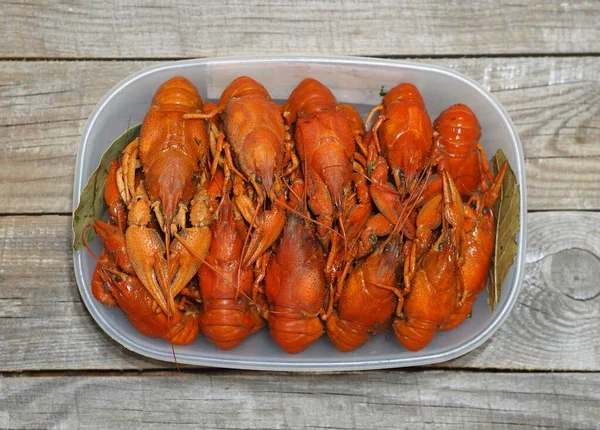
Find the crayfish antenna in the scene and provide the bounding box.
[338,214,349,261]
[273,199,344,242]
[381,151,437,249]
[165,229,173,312]
[171,337,182,380]
[365,104,383,130]
[239,198,262,272]
[81,223,101,262]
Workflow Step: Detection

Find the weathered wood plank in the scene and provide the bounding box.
[0,215,161,370]
[1,212,598,371]
[1,57,599,213]
[2,0,599,58]
[0,61,151,215]
[1,372,598,429]
[526,157,600,210]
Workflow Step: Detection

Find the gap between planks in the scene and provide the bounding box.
[2,367,600,378]
[1,53,599,61]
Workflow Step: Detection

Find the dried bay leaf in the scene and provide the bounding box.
[72,124,141,250]
[488,149,520,312]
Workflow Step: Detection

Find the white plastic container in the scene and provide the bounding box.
[73,56,527,371]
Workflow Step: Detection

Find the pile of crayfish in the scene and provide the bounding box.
[87,75,507,353]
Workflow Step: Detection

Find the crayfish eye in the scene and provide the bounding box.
[256,176,263,185]
[482,207,489,215]
[438,242,445,250]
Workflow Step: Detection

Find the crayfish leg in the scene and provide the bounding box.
[477,143,496,187]
[93,219,132,274]
[91,251,119,308]
[118,138,139,206]
[483,161,508,210]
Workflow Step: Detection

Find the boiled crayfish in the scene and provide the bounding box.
[198,193,265,350]
[86,75,510,354]
[283,78,358,248]
[367,83,434,195]
[118,76,213,318]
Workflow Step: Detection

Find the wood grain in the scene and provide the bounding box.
[0,61,151,215]
[1,57,599,213]
[1,212,598,372]
[2,0,599,58]
[0,215,161,370]
[2,372,599,429]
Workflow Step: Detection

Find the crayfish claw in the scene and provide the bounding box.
[170,225,211,297]
[242,208,286,269]
[126,224,171,316]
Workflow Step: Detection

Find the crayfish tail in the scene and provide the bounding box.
[326,314,370,352]
[269,310,324,354]
[199,299,265,350]
[163,311,200,345]
[393,318,437,351]
[439,295,478,332]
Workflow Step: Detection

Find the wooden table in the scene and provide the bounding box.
[2,1,599,428]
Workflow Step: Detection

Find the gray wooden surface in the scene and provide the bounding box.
[3,0,599,57]
[3,372,599,429]
[1,1,599,428]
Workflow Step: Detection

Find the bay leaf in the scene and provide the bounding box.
[488,149,520,312]
[72,124,141,250]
